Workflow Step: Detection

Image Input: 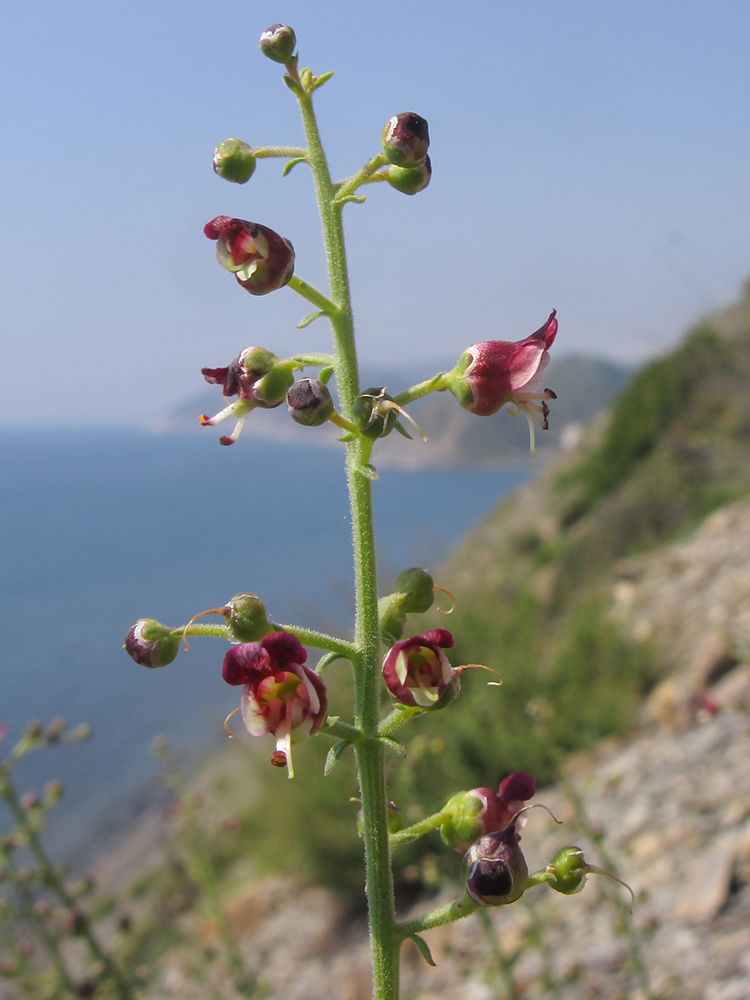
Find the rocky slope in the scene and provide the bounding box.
[33,285,747,1000]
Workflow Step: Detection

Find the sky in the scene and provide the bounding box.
[1,0,749,426]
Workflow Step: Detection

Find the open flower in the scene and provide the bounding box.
[445,311,558,453]
[382,629,455,707]
[199,347,296,445]
[222,633,327,778]
[204,216,295,294]
[440,772,537,853]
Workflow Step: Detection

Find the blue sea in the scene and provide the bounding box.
[0,429,530,859]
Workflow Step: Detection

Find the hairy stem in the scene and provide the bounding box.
[294,76,399,1000]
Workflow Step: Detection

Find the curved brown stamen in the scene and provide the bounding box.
[224,707,241,739]
[453,663,503,687]
[433,585,456,614]
[586,864,636,914]
[510,802,563,826]
[181,607,229,650]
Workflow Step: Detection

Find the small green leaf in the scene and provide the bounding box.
[410,934,436,967]
[357,463,379,481]
[312,70,335,90]
[316,652,344,673]
[380,736,406,758]
[296,310,326,329]
[283,75,303,96]
[335,194,367,206]
[319,366,335,384]
[324,740,350,776]
[282,156,307,176]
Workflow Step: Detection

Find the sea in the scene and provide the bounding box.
[0,429,530,860]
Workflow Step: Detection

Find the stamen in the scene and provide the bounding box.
[224,707,242,739]
[585,864,636,914]
[510,802,563,826]
[434,585,456,614]
[453,663,503,687]
[199,401,236,426]
[180,607,228,650]
[219,411,250,446]
[275,732,294,779]
[381,401,427,442]
[524,411,537,455]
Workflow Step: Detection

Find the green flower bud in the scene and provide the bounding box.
[385,156,431,196]
[392,567,434,614]
[352,387,400,439]
[124,619,180,668]
[379,606,406,644]
[213,138,256,184]
[545,846,588,895]
[225,593,273,643]
[259,24,296,63]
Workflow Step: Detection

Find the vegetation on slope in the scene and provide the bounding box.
[204,287,750,904]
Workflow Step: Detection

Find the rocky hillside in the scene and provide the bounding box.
[44,285,750,999]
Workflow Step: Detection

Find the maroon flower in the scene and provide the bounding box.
[222,633,327,777]
[440,772,537,853]
[204,217,295,295]
[382,629,455,707]
[199,347,296,445]
[445,311,558,452]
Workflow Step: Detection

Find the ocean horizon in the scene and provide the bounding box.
[0,428,531,860]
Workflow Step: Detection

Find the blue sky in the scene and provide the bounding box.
[1,0,749,425]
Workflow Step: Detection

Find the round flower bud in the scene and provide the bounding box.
[352,387,400,439]
[545,846,588,895]
[124,619,180,669]
[392,567,434,614]
[385,156,431,196]
[213,138,256,184]
[286,378,334,427]
[381,113,429,167]
[461,825,529,906]
[259,24,296,63]
[225,593,273,643]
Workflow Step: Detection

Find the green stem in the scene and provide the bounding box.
[295,78,398,1000]
[173,624,228,640]
[292,352,336,368]
[287,274,339,315]
[270,623,356,658]
[252,146,308,159]
[398,894,478,937]
[335,153,387,201]
[321,718,362,741]
[390,809,447,849]
[393,373,448,408]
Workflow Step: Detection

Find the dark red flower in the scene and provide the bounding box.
[440,772,537,853]
[222,633,327,777]
[204,217,295,295]
[381,629,455,707]
[446,311,558,452]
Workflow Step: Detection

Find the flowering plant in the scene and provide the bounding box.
[124,25,627,998]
